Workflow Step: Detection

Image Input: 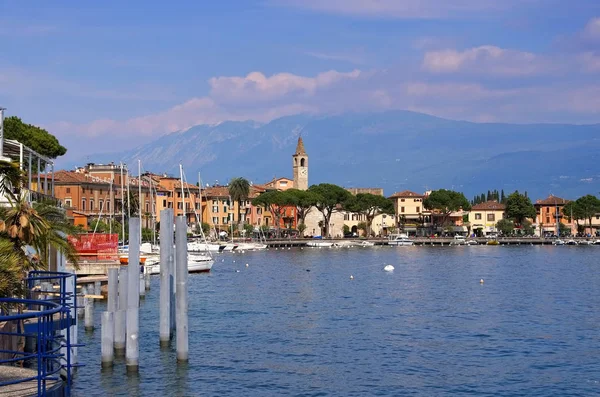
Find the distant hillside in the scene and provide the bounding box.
[79,110,600,200]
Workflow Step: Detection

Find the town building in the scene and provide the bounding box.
[264,177,295,191]
[468,201,506,236]
[388,190,431,236]
[534,195,572,236]
[152,175,201,226]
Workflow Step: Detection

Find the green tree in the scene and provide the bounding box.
[297,223,307,236]
[252,190,294,238]
[521,219,535,236]
[4,116,67,160]
[228,177,250,231]
[505,191,536,226]
[496,219,515,236]
[243,223,254,238]
[574,195,600,235]
[559,222,571,237]
[286,189,318,224]
[423,189,471,226]
[308,183,353,237]
[346,193,394,237]
[343,224,350,235]
[357,222,367,236]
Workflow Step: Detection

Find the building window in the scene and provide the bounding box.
[546,217,550,223]
[99,200,104,211]
[177,192,181,198]
[416,206,420,213]
[212,200,217,205]
[401,207,405,213]
[82,199,86,211]
[475,213,482,220]
[257,208,262,215]
[177,203,182,210]
[546,207,550,213]
[487,214,496,222]
[146,203,150,212]
[344,214,349,221]
[90,200,95,210]
[106,201,110,212]
[401,199,405,202]
[223,206,227,213]
[222,217,228,224]
[212,206,218,213]
[82,188,85,194]
[163,199,167,207]
[65,199,72,207]
[212,217,218,224]
[66,188,71,193]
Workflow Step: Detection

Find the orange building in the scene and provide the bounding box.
[41,163,153,231]
[534,195,573,235]
[151,175,201,225]
[201,185,268,234]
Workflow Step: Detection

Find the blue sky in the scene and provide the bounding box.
[1,0,600,162]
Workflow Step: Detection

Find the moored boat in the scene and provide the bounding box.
[388,234,414,246]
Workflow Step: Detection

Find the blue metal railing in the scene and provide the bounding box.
[0,271,78,396]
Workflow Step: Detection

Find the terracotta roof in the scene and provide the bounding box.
[202,185,266,199]
[294,137,306,155]
[51,170,111,185]
[535,195,570,206]
[471,201,506,211]
[389,190,423,198]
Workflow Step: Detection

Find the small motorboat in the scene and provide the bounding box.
[566,239,578,245]
[388,234,414,246]
[145,254,214,274]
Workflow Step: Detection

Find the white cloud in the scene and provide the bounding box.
[580,52,600,72]
[208,70,361,103]
[270,0,538,19]
[422,45,545,76]
[584,17,600,40]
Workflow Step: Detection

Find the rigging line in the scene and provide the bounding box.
[181,168,213,258]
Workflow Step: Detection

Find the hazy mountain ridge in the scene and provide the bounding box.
[80,111,600,199]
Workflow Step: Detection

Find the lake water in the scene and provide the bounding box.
[73,246,600,396]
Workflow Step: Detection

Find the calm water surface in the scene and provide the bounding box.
[73,246,600,396]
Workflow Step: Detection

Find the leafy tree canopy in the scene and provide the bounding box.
[575,194,600,222]
[308,183,353,237]
[505,191,536,225]
[423,189,471,214]
[4,116,67,159]
[496,219,515,235]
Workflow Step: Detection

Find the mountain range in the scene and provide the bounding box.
[74,111,600,200]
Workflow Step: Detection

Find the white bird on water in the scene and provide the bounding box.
[350,275,354,280]
[384,265,395,272]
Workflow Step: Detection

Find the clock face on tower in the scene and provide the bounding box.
[300,168,307,176]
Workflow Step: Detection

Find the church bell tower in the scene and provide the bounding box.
[292,136,308,191]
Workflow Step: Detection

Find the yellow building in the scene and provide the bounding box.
[468,201,506,236]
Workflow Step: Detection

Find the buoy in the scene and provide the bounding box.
[236,270,240,273]
[350,275,354,280]
[233,260,236,263]
[384,265,394,272]
[245,263,249,267]
[480,279,484,284]
[306,269,310,272]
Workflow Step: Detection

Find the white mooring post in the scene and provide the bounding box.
[126,218,140,372]
[84,298,94,331]
[101,311,114,367]
[107,268,118,313]
[175,216,189,362]
[159,209,174,346]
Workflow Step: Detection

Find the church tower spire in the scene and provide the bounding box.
[292,136,308,190]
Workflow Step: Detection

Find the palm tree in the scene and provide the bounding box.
[0,160,79,298]
[228,177,250,233]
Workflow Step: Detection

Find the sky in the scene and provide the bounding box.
[1,0,600,164]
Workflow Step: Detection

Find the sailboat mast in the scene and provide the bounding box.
[109,177,113,235]
[120,163,125,243]
[179,164,186,219]
[198,171,203,224]
[138,159,142,245]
